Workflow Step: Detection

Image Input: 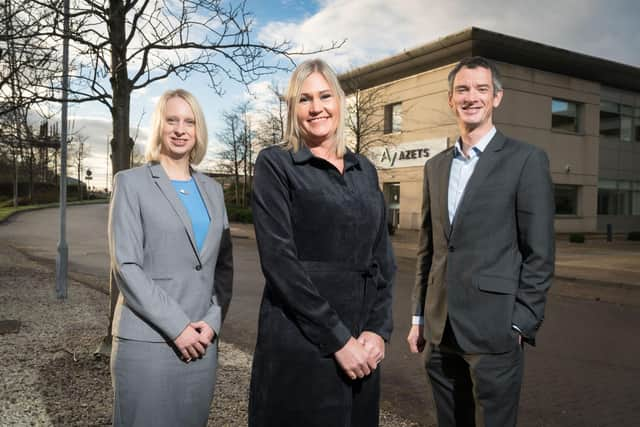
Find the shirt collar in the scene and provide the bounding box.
[291,144,313,164]
[291,144,360,170]
[454,126,496,159]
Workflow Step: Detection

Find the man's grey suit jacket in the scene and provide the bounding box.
[109,162,233,343]
[412,131,555,354]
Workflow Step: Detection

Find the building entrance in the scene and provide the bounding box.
[383,182,400,229]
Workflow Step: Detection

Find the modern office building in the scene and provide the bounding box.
[339,27,640,233]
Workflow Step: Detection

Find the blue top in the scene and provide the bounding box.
[171,178,210,252]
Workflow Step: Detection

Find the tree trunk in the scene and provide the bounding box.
[243,134,247,208]
[28,143,34,202]
[109,0,132,177]
[12,151,18,208]
[77,145,82,201]
[98,0,131,357]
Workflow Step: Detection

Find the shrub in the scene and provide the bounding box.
[226,205,253,223]
[627,231,640,241]
[569,233,585,243]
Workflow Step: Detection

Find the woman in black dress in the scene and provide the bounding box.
[249,59,396,427]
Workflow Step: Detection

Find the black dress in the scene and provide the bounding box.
[249,145,396,427]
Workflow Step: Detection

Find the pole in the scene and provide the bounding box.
[6,0,19,208]
[106,135,109,191]
[56,0,70,299]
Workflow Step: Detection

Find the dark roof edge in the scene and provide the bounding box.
[339,27,640,93]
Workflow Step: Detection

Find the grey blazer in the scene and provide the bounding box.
[412,131,555,354]
[109,162,233,343]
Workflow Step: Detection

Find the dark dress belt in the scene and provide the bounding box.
[300,260,378,278]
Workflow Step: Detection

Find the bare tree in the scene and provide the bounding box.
[67,132,90,200]
[1,2,61,205]
[341,77,390,155]
[218,107,245,206]
[1,4,61,113]
[26,0,342,179]
[254,81,287,148]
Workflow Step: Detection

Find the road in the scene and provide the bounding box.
[1,204,639,426]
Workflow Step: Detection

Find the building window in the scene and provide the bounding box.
[597,180,640,215]
[551,99,580,133]
[635,107,640,142]
[600,101,633,142]
[384,102,402,134]
[554,184,579,215]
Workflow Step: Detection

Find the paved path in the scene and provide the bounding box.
[2,205,640,426]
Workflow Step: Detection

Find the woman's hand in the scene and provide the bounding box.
[191,320,216,346]
[174,324,206,362]
[334,337,371,380]
[357,331,385,369]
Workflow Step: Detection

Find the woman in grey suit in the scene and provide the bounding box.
[109,89,233,427]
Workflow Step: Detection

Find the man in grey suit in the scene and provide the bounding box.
[407,57,555,426]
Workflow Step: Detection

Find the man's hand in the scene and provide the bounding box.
[407,324,426,353]
[357,331,385,370]
[174,324,206,362]
[334,337,372,380]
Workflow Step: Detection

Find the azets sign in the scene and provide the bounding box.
[371,138,448,169]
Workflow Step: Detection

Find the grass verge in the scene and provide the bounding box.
[0,199,108,223]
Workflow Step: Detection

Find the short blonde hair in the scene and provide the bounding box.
[144,89,208,165]
[284,59,347,157]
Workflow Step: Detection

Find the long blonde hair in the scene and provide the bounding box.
[284,59,347,157]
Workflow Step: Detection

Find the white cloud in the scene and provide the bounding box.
[258,0,640,71]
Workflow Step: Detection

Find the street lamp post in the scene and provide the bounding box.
[55,0,70,299]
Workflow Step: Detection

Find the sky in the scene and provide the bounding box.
[64,0,640,190]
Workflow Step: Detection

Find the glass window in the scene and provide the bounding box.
[597,180,639,215]
[552,99,579,133]
[600,102,634,141]
[599,101,620,138]
[554,184,578,215]
[633,182,640,215]
[384,103,402,134]
[635,107,640,142]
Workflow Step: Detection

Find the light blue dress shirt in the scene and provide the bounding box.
[448,126,496,224]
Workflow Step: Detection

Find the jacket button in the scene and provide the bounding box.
[195,265,202,271]
[448,246,455,252]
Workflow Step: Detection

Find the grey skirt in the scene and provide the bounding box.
[111,337,218,427]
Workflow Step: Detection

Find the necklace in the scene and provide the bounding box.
[178,188,189,196]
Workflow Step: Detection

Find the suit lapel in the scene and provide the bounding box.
[192,170,216,260]
[450,131,507,236]
[435,148,454,241]
[148,163,202,264]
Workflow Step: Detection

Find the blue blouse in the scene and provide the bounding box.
[171,178,210,252]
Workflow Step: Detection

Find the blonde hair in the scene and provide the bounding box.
[284,59,347,157]
[144,89,208,165]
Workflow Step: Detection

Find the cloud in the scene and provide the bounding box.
[258,0,640,71]
[60,116,150,190]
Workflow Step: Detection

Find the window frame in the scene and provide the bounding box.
[383,102,402,134]
[551,98,581,134]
